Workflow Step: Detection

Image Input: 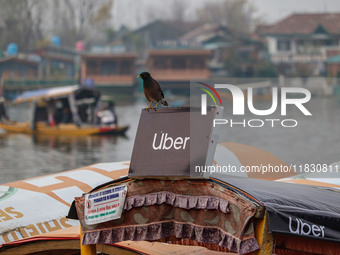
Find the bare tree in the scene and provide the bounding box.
[196,0,259,34]
[0,0,114,51]
[171,0,188,22]
[0,0,46,51]
[49,0,114,47]
[143,0,189,24]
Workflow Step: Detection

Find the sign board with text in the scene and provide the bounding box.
[129,107,220,178]
[84,184,127,225]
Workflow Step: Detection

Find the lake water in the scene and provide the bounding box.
[0,102,142,184]
[1,95,340,184]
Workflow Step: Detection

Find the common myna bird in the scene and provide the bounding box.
[137,72,168,109]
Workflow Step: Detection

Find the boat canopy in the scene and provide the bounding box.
[211,174,340,242]
[13,85,100,104]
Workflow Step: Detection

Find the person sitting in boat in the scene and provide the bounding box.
[61,107,73,124]
[96,105,116,126]
[0,96,9,121]
[107,101,118,125]
[54,101,63,125]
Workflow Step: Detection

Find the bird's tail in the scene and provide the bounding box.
[161,99,168,106]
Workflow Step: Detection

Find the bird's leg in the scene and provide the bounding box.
[152,102,159,109]
[146,101,153,110]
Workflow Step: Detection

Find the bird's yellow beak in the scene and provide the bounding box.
[137,75,141,78]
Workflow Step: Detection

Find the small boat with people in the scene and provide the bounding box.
[0,85,129,136]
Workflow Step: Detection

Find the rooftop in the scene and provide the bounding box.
[0,56,39,66]
[81,52,138,59]
[148,49,211,56]
[258,13,340,35]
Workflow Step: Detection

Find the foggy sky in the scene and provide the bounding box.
[112,0,340,29]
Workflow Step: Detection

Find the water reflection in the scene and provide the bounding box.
[0,133,132,184]
[31,133,121,153]
[0,102,143,184]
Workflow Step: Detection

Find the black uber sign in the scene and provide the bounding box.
[129,107,218,178]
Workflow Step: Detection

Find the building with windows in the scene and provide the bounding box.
[146,49,210,90]
[179,24,267,77]
[257,13,340,75]
[80,53,137,93]
[121,20,200,57]
[0,57,39,81]
[34,46,79,79]
[0,47,79,96]
[0,56,40,96]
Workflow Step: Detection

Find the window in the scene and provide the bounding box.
[277,39,291,51]
[101,60,116,75]
[120,60,131,74]
[191,58,204,69]
[172,57,186,69]
[153,58,168,69]
[322,39,338,46]
[86,61,97,75]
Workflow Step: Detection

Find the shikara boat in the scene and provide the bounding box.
[0,85,129,136]
[1,144,340,254]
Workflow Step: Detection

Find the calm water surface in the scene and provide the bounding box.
[0,103,142,184]
[1,96,340,184]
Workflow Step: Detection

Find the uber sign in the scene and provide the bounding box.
[129,107,219,178]
[152,132,190,150]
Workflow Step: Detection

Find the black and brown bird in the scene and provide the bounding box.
[137,72,168,109]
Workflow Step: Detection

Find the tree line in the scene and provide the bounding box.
[0,0,114,51]
[0,0,259,52]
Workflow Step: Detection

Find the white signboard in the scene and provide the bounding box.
[84,184,127,225]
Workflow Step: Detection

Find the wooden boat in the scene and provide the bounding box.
[0,121,129,136]
[1,145,340,254]
[0,85,129,136]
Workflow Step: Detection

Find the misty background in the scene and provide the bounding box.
[114,0,340,28]
[2,0,340,51]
